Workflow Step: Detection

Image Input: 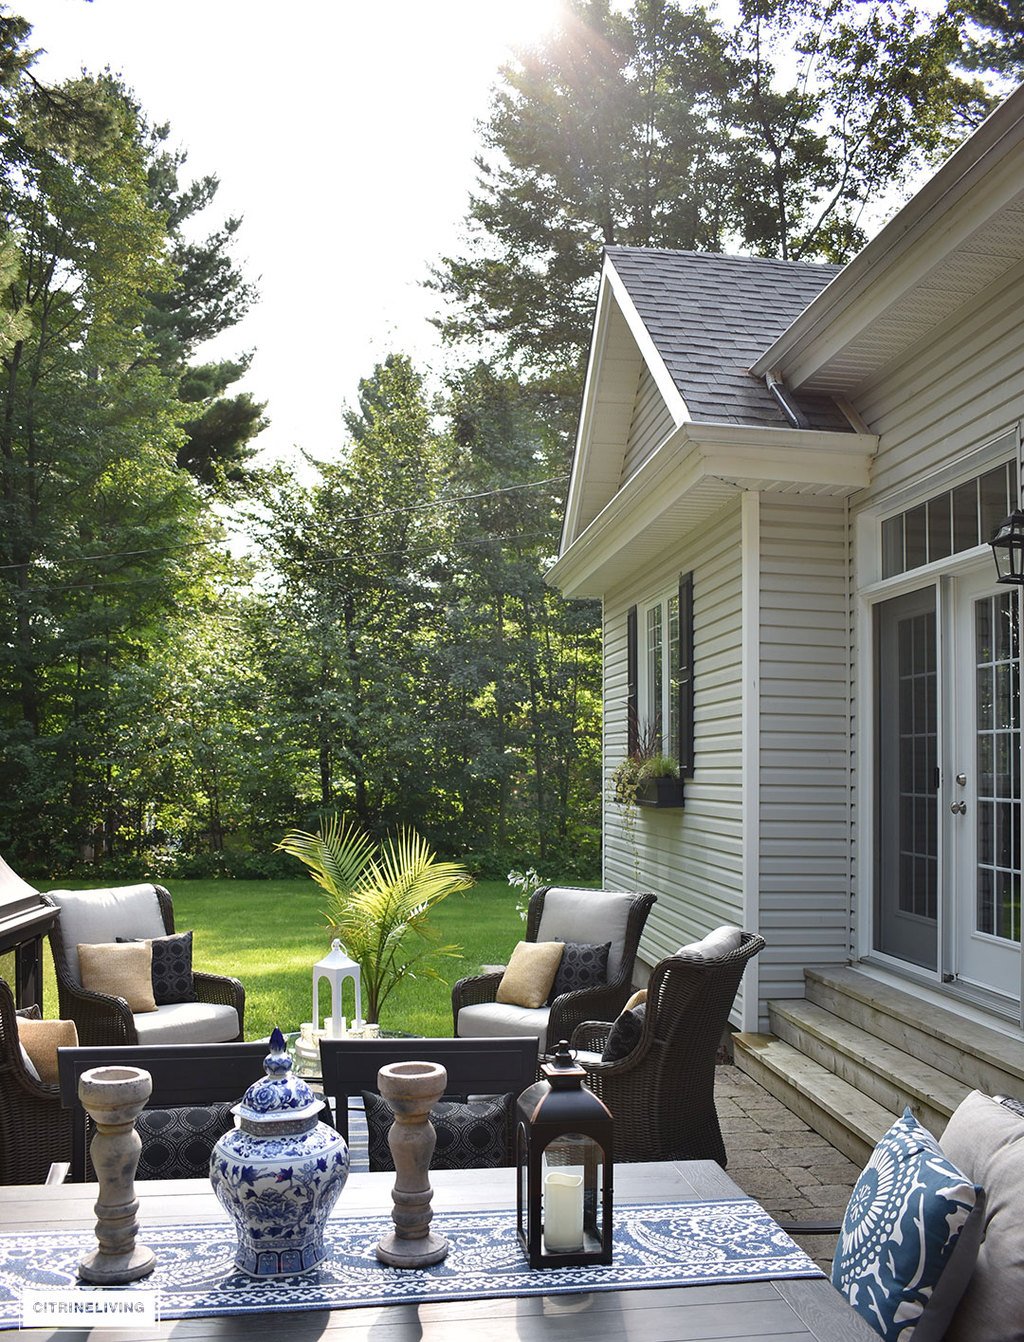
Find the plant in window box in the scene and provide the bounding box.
[612,752,684,812]
[635,754,684,808]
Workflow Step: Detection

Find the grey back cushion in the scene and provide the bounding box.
[46,885,166,983]
[537,889,635,982]
[940,1089,1024,1342]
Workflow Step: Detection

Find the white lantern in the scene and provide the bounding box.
[313,939,362,1037]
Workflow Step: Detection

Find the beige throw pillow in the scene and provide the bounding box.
[623,988,647,1012]
[17,1017,79,1085]
[77,940,157,1013]
[496,941,564,1009]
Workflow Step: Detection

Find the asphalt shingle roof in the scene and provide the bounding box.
[605,248,850,432]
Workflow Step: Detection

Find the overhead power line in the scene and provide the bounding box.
[0,474,569,575]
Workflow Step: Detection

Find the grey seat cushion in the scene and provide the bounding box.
[46,885,165,983]
[132,1001,239,1045]
[455,1002,549,1044]
[536,889,635,982]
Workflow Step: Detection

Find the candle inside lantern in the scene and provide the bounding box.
[322,1015,347,1039]
[543,1170,584,1253]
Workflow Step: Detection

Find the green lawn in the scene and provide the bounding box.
[38,878,527,1040]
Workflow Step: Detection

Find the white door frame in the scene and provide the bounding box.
[949,565,1023,1002]
[856,551,1024,1022]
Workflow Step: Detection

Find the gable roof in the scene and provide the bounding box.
[605,248,849,432]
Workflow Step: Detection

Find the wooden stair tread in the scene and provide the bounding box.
[769,998,969,1119]
[733,1032,898,1160]
[806,967,1024,1086]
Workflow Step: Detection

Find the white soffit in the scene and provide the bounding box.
[751,84,1024,396]
[548,421,877,598]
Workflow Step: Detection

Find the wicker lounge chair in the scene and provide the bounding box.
[42,883,244,1047]
[0,978,73,1184]
[452,886,656,1053]
[568,931,765,1166]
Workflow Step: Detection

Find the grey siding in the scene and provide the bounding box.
[852,269,1024,506]
[758,495,852,1023]
[620,364,674,484]
[603,499,747,1014]
[847,265,1024,961]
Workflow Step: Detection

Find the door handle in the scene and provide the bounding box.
[949,800,967,815]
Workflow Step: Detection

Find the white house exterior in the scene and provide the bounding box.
[548,83,1024,1043]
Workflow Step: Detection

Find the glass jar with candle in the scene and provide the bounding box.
[515,1041,613,1268]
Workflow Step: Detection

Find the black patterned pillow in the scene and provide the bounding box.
[117,930,197,1004]
[601,1002,646,1062]
[130,1103,235,1179]
[549,941,611,1001]
[362,1092,514,1172]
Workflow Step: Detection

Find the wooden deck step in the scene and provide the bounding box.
[805,967,1024,1099]
[768,998,969,1136]
[732,1031,898,1168]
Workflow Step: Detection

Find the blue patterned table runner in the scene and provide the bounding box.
[0,1198,823,1327]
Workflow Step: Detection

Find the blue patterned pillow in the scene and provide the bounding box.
[832,1108,983,1342]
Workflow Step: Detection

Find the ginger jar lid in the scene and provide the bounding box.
[234,1027,324,1130]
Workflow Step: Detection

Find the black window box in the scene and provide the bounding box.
[637,777,685,809]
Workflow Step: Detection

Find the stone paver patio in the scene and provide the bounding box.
[715,1065,859,1272]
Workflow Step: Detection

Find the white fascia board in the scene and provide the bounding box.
[603,259,690,427]
[751,82,1024,390]
[694,421,878,489]
[547,420,877,597]
[560,271,616,553]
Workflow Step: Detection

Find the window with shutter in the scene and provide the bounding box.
[624,575,695,773]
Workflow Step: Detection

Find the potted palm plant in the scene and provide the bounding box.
[277,817,472,1024]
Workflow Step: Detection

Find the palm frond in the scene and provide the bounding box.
[277,817,472,1022]
[277,816,375,907]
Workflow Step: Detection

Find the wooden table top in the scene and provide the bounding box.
[0,1160,876,1341]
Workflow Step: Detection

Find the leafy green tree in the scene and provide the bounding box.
[952,1,1024,79]
[143,123,265,496]
[252,354,456,830]
[727,0,990,261]
[434,0,989,393]
[440,363,602,869]
[433,0,731,393]
[0,60,223,866]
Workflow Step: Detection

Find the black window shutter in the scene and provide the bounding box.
[677,573,695,777]
[626,604,638,757]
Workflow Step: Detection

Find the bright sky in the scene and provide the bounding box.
[15,0,564,470]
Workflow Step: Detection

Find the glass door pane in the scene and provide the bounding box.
[876,588,938,968]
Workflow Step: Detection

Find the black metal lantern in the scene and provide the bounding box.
[515,1040,613,1268]
[990,508,1024,585]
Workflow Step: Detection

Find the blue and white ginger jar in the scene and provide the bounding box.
[210,1026,349,1276]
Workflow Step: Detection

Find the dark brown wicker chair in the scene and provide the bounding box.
[42,883,244,1047]
[0,977,73,1184]
[568,931,765,1167]
[318,1035,539,1145]
[452,886,656,1053]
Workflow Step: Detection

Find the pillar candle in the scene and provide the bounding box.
[543,1170,584,1253]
